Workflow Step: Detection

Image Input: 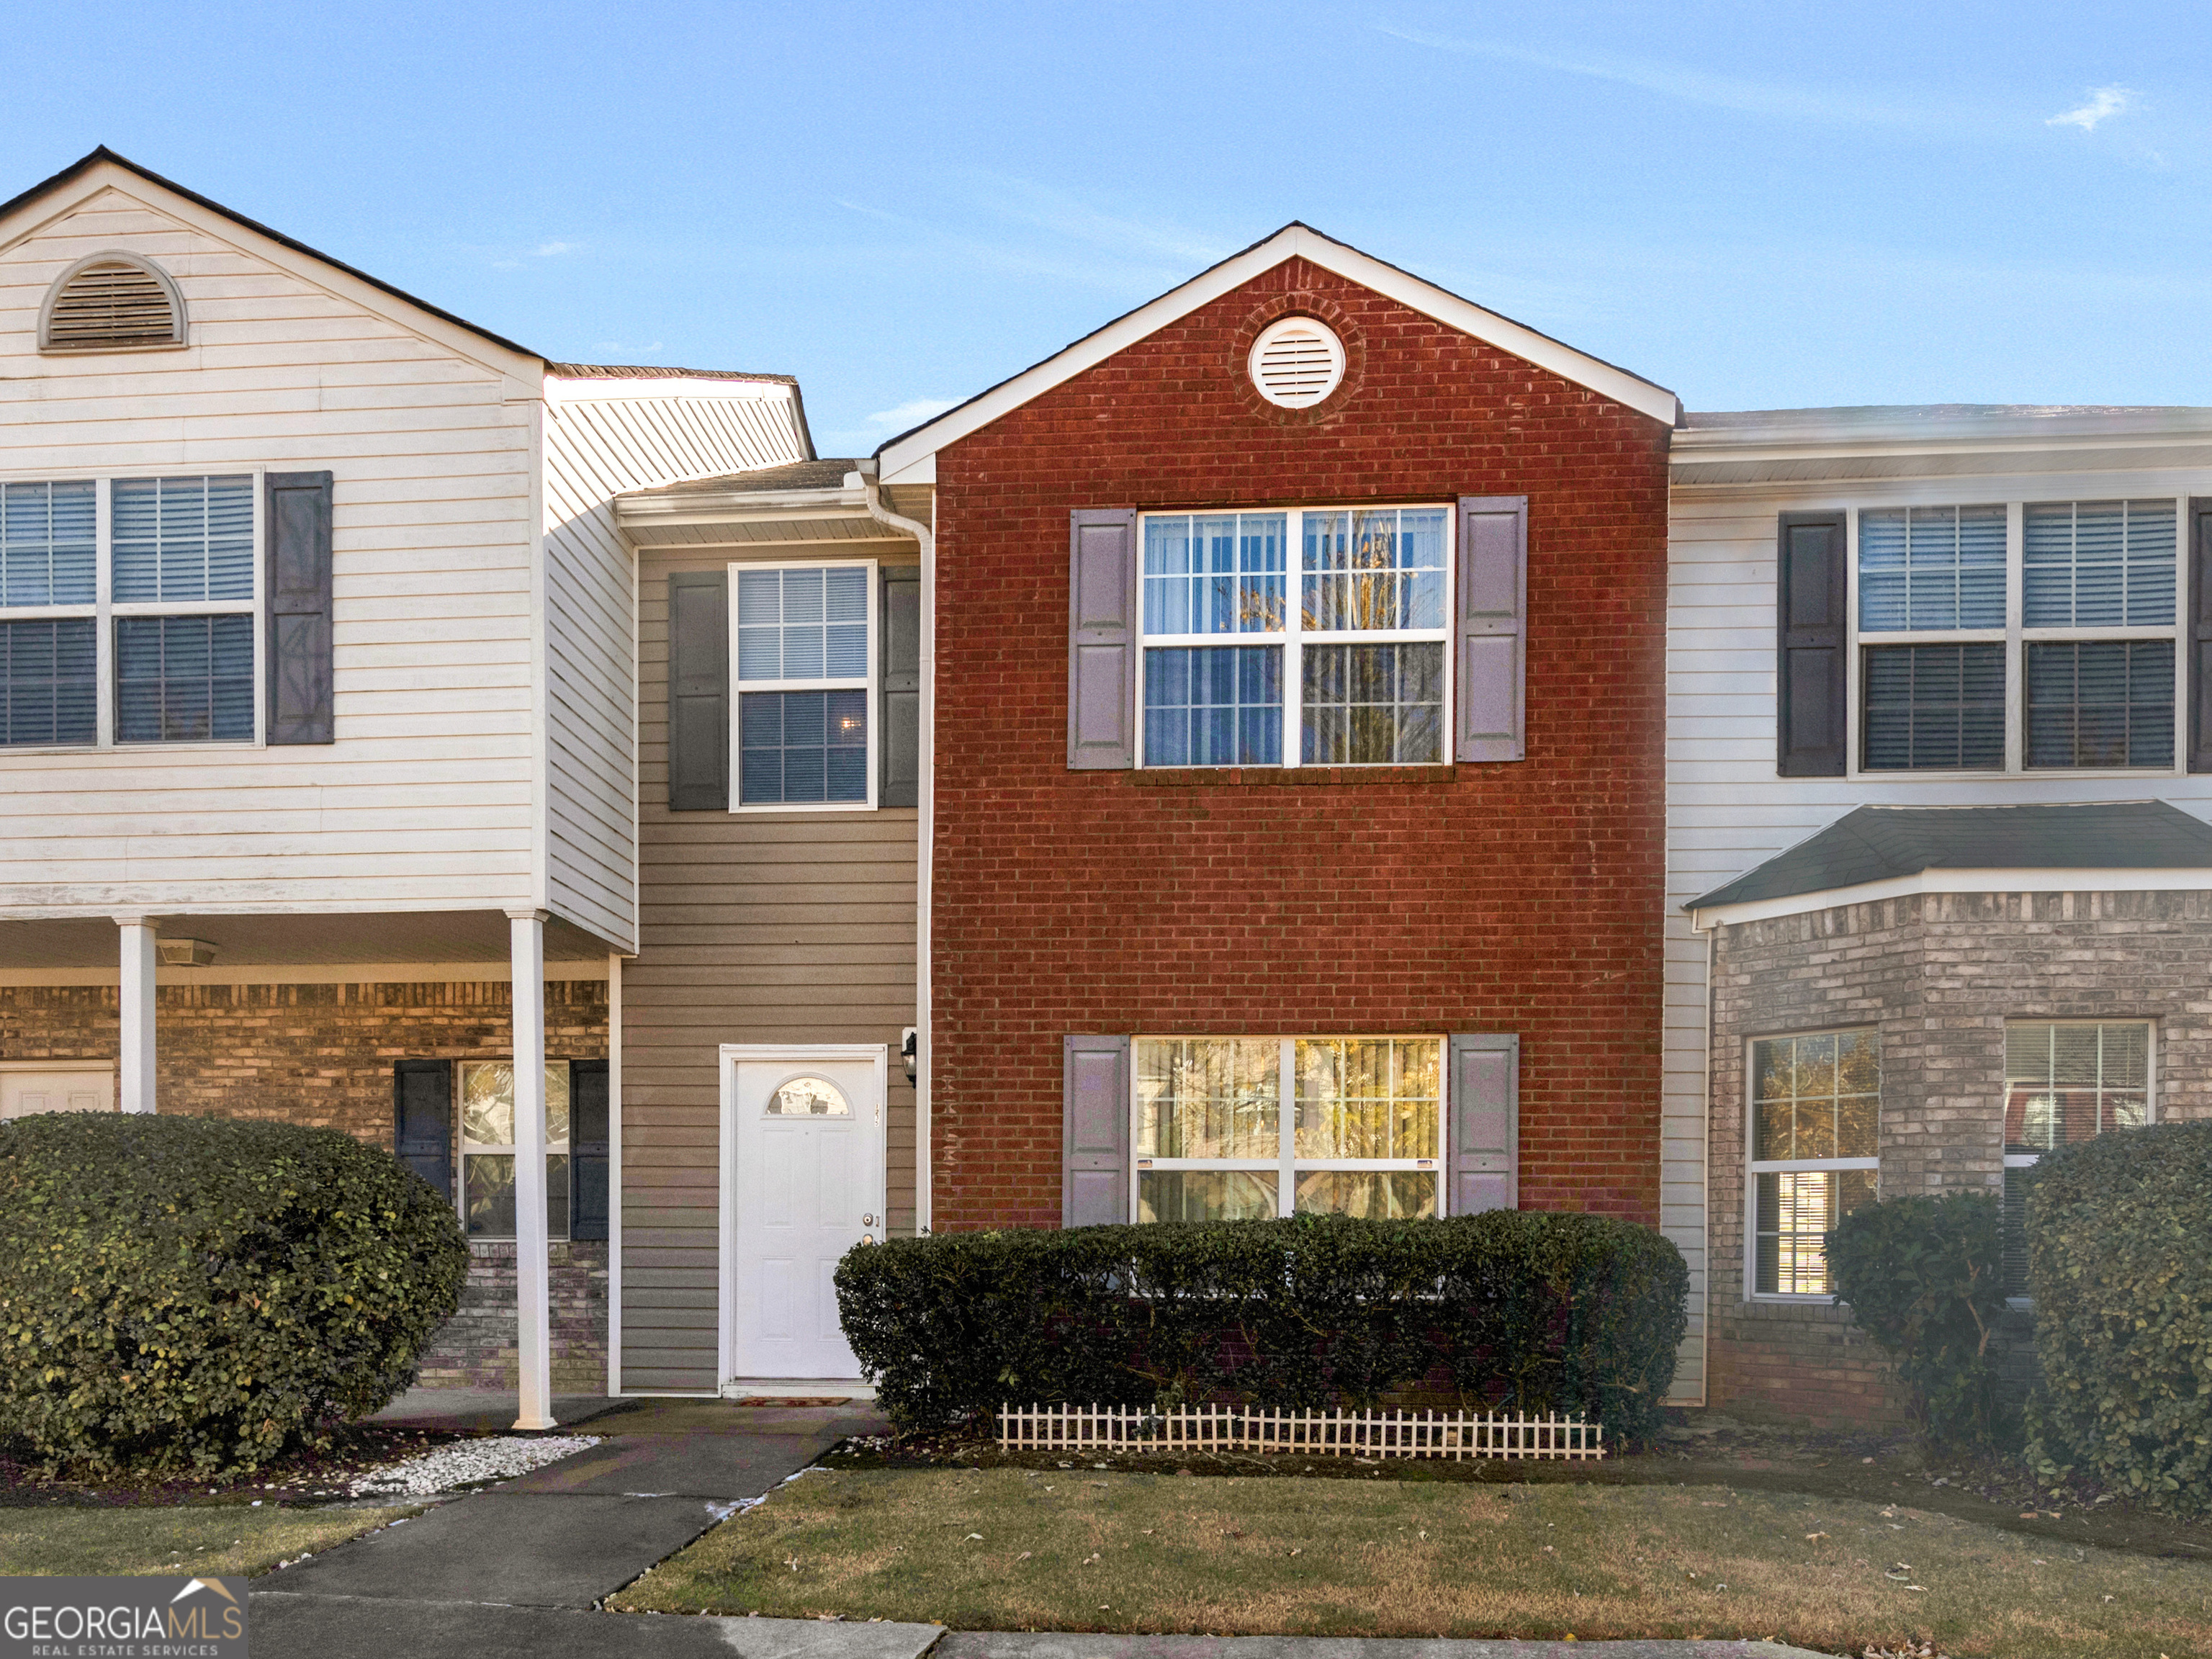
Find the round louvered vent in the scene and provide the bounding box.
[1248,317,1344,408]
[40,255,185,352]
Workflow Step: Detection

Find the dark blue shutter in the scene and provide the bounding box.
[570,1059,610,1242]
[392,1059,453,1200]
[881,566,921,807]
[1777,512,1848,776]
[667,570,729,810]
[2190,498,2212,773]
[265,471,335,745]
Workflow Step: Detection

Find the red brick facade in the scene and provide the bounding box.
[928,258,1671,1231]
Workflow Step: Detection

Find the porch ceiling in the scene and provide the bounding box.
[0,909,612,972]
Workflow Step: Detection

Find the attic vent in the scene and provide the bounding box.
[1249,317,1344,408]
[40,254,186,353]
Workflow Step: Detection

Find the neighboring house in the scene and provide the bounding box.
[0,150,811,1424]
[1669,407,2212,1424]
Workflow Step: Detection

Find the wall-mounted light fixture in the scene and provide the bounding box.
[156,937,217,967]
[900,1026,918,1087]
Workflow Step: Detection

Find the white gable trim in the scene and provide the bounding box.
[1688,866,2212,930]
[876,223,1678,480]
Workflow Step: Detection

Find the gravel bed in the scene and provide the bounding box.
[347,1435,601,1496]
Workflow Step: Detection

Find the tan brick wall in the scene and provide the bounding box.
[1707,889,2212,1428]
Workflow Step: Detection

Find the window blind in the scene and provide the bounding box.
[2024,499,2177,628]
[1858,504,2005,631]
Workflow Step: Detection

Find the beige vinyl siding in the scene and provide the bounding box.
[1665,458,2212,1401]
[541,385,807,956]
[621,544,919,1393]
[0,182,541,915]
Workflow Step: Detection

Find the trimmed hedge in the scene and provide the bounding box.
[0,1111,469,1474]
[1825,1191,2010,1448]
[835,1211,1688,1443]
[2025,1120,2212,1514]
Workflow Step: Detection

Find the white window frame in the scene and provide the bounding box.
[2000,1017,2156,1305]
[1744,1027,1881,1304]
[727,555,878,813]
[1130,1034,1448,1220]
[457,1056,573,1243]
[1134,504,1455,770]
[0,469,266,752]
[1845,496,2188,779]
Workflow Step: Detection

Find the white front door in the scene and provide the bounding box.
[726,1048,884,1382]
[1,1066,117,1119]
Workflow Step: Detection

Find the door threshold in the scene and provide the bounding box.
[722,1380,877,1401]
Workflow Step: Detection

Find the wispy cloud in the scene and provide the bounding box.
[864,397,960,431]
[533,240,579,258]
[2046,85,2137,132]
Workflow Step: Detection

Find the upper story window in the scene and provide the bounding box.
[734,559,875,808]
[1138,505,1450,769]
[1839,498,2182,775]
[40,254,187,353]
[1748,1029,1879,1298]
[0,475,258,748]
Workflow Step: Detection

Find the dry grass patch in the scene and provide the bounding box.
[0,1504,420,1578]
[611,1467,2212,1658]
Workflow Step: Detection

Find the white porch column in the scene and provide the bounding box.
[508,907,555,1430]
[114,915,158,1114]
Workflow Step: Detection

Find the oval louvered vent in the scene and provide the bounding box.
[1249,317,1344,408]
[41,256,184,351]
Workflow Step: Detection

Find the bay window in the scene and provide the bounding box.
[1748,1029,1879,1298]
[2002,1020,2150,1294]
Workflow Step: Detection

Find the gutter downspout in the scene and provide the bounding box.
[858,464,934,1236]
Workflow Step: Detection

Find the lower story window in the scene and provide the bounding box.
[459,1058,572,1239]
[1134,1035,1442,1222]
[1748,1029,1879,1296]
[2002,1020,2149,1293]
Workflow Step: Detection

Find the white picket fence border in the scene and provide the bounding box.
[996,1403,1604,1461]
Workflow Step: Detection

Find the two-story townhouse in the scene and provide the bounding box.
[1668,406,2212,1425]
[0,150,812,1426]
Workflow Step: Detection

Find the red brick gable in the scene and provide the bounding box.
[928,256,1670,1232]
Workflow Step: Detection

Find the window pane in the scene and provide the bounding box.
[0,618,96,746]
[1,480,96,606]
[547,1153,571,1241]
[2024,500,2176,628]
[1143,513,1285,636]
[462,1061,515,1147]
[1752,1030,1879,1161]
[2024,640,2172,769]
[1300,643,1443,765]
[1143,645,1281,767]
[115,613,253,742]
[545,1064,571,1147]
[1138,1169,1277,1223]
[1295,1037,1440,1159]
[1294,1169,1437,1220]
[1862,643,2004,770]
[738,688,868,804]
[112,476,254,603]
[735,567,869,683]
[1136,1038,1279,1159]
[464,1152,516,1238]
[2003,1021,2150,1155]
[1302,508,1447,633]
[1858,505,2005,632]
[1755,1168,1876,1295]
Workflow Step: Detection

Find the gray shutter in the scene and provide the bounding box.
[1062,1034,1132,1226]
[1776,512,1848,776]
[265,470,334,745]
[392,1059,454,1200]
[881,565,921,806]
[1069,509,1138,769]
[1447,1033,1518,1215]
[1457,495,1527,762]
[2190,499,2212,773]
[569,1059,610,1242]
[667,570,729,810]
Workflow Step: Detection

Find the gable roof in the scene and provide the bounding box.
[1,147,539,360]
[873,222,1680,481]
[1687,801,2212,917]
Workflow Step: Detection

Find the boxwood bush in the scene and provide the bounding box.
[835,1210,1688,1443]
[2025,1120,2212,1514]
[0,1110,469,1474]
[1825,1191,2010,1448]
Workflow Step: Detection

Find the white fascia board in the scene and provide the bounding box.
[614,484,871,530]
[876,225,1679,476]
[0,164,544,397]
[547,376,796,408]
[1670,410,2212,468]
[1689,866,2212,930]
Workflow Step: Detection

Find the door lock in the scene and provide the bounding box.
[862,1213,876,1226]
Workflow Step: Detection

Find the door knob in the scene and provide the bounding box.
[862,1212,876,1226]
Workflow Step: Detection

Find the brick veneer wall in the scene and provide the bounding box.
[1707,889,2212,1428]
[930,256,1672,1231]
[0,978,610,1391]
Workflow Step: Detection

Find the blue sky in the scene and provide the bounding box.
[6,2,2209,451]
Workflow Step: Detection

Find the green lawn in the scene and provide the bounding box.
[0,1503,418,1578]
[611,1467,2212,1658]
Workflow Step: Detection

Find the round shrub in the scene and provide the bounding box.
[0,1110,469,1474]
[2025,1120,2212,1514]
